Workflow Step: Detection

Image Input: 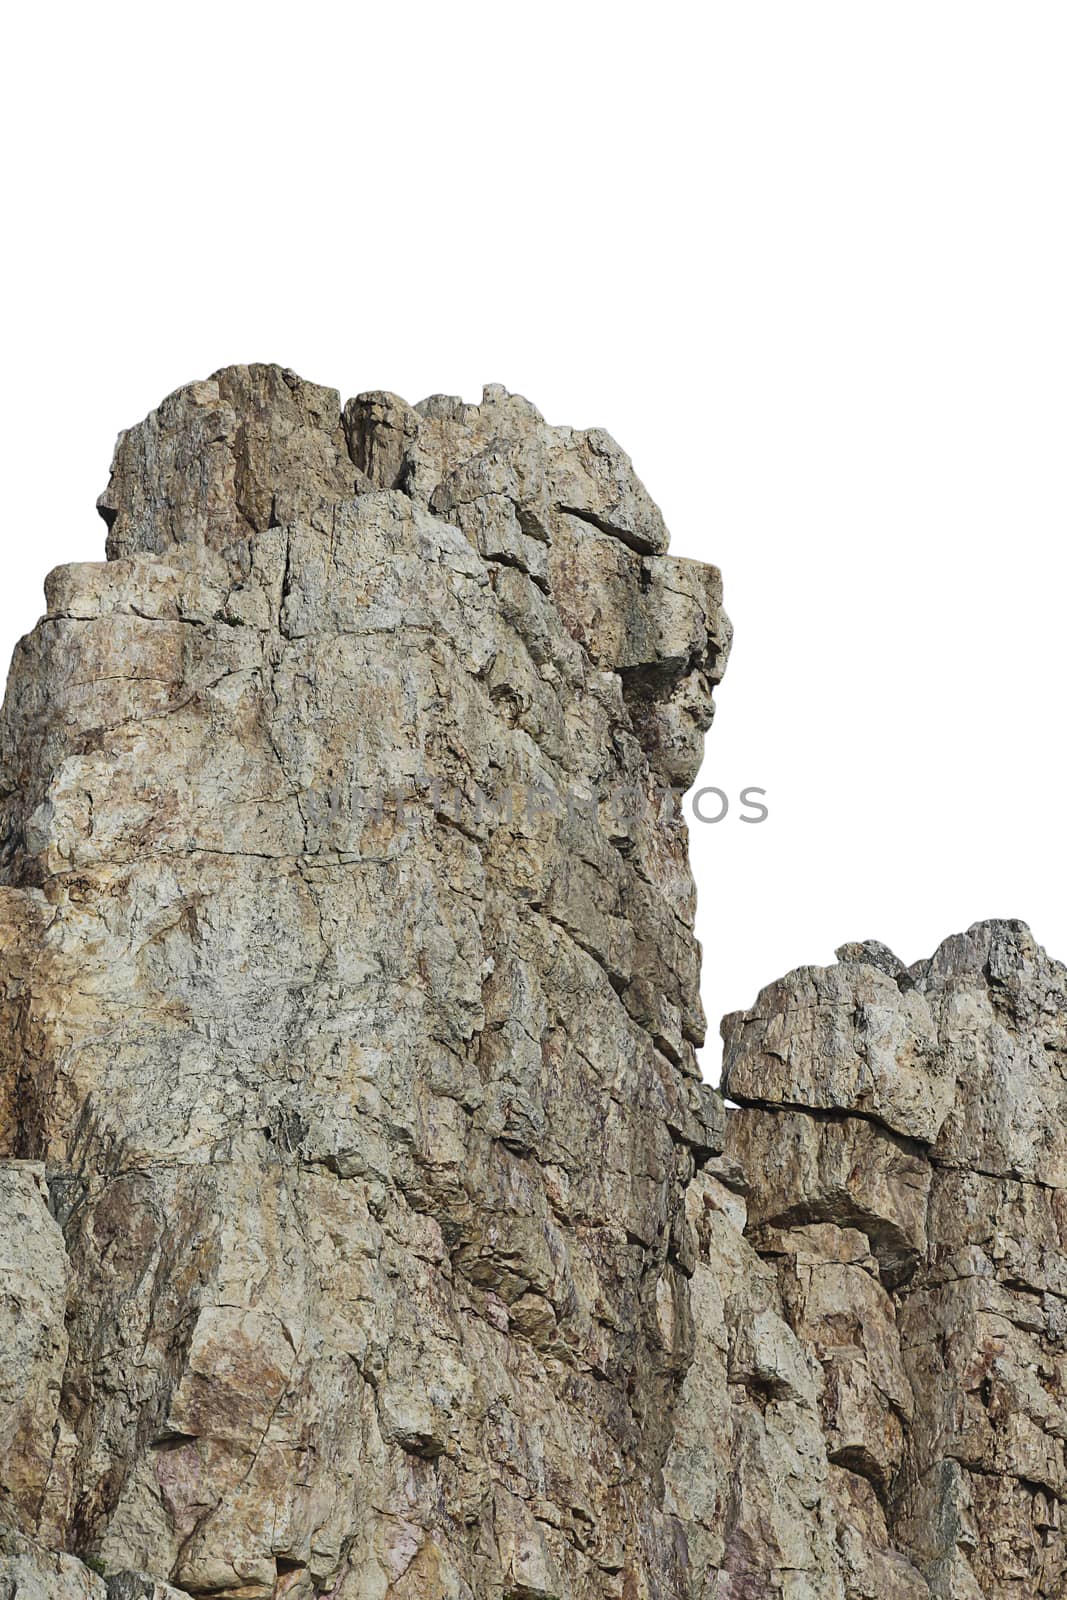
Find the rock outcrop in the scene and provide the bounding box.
[718,920,1067,1599]
[0,368,1062,1600]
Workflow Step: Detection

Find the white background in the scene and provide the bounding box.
[3,4,1065,1080]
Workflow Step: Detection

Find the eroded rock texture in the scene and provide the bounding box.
[0,369,728,1600]
[0,367,1060,1600]
[720,921,1067,1598]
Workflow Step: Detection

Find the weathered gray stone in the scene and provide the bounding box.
[0,1531,108,1599]
[1,370,729,1599]
[724,921,1067,1597]
[0,1163,70,1542]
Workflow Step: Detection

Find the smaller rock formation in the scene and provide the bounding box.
[716,919,1067,1598]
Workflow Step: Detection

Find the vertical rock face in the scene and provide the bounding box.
[0,368,1061,1600]
[0,369,729,1600]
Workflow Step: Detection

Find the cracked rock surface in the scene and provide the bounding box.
[0,366,1061,1599]
[720,919,1067,1598]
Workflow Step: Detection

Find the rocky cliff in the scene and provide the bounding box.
[0,368,1062,1600]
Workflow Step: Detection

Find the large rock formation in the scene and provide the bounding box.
[0,368,1062,1600]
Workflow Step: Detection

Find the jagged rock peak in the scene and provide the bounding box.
[98,365,675,563]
